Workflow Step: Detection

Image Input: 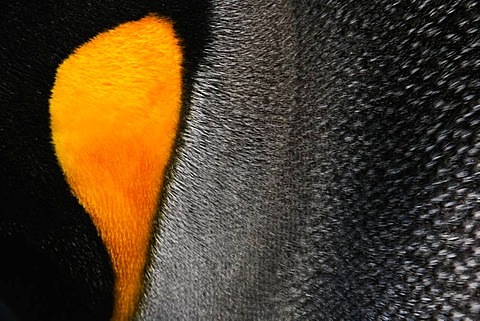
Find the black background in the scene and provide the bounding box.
[0,1,211,320]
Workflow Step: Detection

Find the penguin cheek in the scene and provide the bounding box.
[49,15,183,320]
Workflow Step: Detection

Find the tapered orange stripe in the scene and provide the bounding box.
[50,15,182,321]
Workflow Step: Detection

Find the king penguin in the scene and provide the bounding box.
[1,1,480,320]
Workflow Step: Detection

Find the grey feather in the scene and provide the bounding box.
[138,1,480,320]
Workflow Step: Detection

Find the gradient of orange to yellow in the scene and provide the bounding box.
[50,15,182,321]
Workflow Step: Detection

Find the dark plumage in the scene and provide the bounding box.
[1,1,479,320]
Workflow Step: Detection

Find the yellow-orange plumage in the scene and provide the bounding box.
[49,15,182,321]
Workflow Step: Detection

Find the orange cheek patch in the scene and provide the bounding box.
[49,16,182,321]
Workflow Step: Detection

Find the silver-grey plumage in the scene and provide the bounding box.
[138,1,480,320]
